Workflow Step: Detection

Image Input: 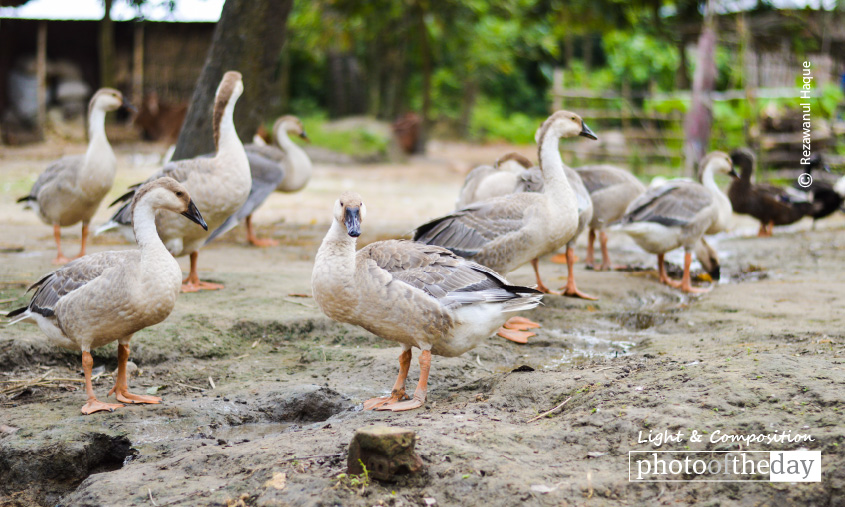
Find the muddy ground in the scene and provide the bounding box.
[0,139,843,507]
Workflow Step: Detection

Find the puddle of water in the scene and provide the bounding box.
[539,330,636,370]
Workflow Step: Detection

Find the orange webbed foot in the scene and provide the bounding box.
[503,316,541,330]
[561,286,598,300]
[108,386,162,405]
[363,390,409,410]
[376,395,425,412]
[249,237,279,247]
[181,280,224,292]
[52,255,71,265]
[81,399,124,415]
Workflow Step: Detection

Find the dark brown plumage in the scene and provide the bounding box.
[728,148,815,236]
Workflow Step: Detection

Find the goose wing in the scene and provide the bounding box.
[414,193,535,258]
[514,166,544,193]
[575,165,639,194]
[359,240,539,309]
[620,181,712,227]
[246,143,286,164]
[456,165,497,208]
[18,156,82,203]
[205,151,285,243]
[8,251,126,323]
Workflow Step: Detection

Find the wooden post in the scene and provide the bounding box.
[132,21,144,104]
[36,20,47,139]
[551,67,564,112]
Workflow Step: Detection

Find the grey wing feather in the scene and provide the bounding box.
[22,156,82,201]
[205,151,284,244]
[107,157,210,226]
[575,165,639,194]
[514,166,544,193]
[414,195,530,258]
[456,165,497,208]
[620,181,712,227]
[246,143,285,164]
[360,240,539,309]
[24,251,126,318]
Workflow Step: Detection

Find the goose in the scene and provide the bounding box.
[97,71,250,292]
[414,111,596,337]
[206,115,312,247]
[17,88,134,264]
[612,151,737,293]
[727,148,816,237]
[572,165,646,271]
[6,178,207,414]
[311,192,542,411]
[455,152,533,209]
[508,163,596,299]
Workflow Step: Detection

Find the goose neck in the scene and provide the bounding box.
[214,96,241,153]
[87,107,108,147]
[537,131,573,197]
[132,202,168,254]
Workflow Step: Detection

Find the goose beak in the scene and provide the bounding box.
[181,200,208,230]
[344,206,361,237]
[299,130,311,144]
[579,121,598,140]
[709,263,721,281]
[728,165,739,178]
[121,98,137,114]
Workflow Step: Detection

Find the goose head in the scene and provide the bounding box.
[89,88,135,114]
[729,148,754,179]
[701,151,738,179]
[132,177,207,230]
[494,152,532,172]
[212,71,244,147]
[274,115,310,143]
[535,110,597,144]
[333,191,367,238]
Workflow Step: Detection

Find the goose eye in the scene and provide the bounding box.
[176,191,183,197]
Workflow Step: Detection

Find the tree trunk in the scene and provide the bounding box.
[459,78,478,138]
[675,37,691,89]
[99,0,115,88]
[683,0,717,178]
[172,0,293,161]
[415,1,432,154]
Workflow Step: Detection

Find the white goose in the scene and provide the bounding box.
[612,152,736,293]
[312,192,542,411]
[17,88,134,264]
[455,152,533,209]
[98,71,250,292]
[414,111,597,338]
[206,115,312,246]
[7,178,207,414]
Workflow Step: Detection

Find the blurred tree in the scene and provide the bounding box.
[172,0,293,160]
[683,0,717,177]
[100,0,115,88]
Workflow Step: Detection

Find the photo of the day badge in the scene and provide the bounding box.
[629,450,821,482]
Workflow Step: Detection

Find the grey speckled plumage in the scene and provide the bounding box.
[574,165,646,230]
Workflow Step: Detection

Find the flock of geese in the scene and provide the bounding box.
[6,71,843,413]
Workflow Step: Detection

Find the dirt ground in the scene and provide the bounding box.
[1,139,843,507]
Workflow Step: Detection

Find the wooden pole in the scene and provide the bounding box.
[132,21,144,104]
[36,20,47,139]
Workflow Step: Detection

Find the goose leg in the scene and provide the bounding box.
[80,351,123,414]
[599,231,625,270]
[757,222,767,237]
[657,254,681,288]
[766,221,774,237]
[108,344,162,404]
[561,246,598,300]
[52,225,70,265]
[74,223,89,259]
[680,251,710,294]
[379,350,430,411]
[531,258,560,295]
[585,228,597,269]
[245,214,279,247]
[182,251,224,292]
[364,347,411,410]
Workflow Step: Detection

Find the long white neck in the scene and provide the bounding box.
[85,105,112,160]
[132,201,169,254]
[537,129,575,204]
[313,219,358,313]
[701,163,733,231]
[215,97,242,154]
[275,127,312,192]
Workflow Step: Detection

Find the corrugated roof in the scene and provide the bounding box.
[0,0,224,22]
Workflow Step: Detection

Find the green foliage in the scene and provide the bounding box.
[271,115,389,158]
[468,98,543,144]
[604,31,680,91]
